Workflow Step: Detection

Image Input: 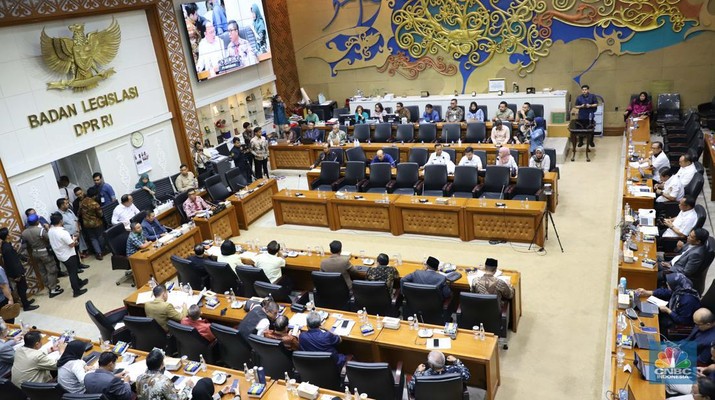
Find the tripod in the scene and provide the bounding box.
[529,194,564,252]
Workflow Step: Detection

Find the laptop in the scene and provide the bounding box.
[633,333,657,350]
[634,351,659,382]
[216,142,230,157]
[636,300,658,316]
[300,138,316,145]
[339,114,356,125]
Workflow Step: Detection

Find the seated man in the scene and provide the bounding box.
[238,299,279,342]
[650,142,670,182]
[0,318,21,377]
[111,194,140,230]
[682,308,715,366]
[660,197,697,239]
[84,352,132,400]
[254,240,287,285]
[126,222,151,256]
[263,315,299,352]
[187,244,211,288]
[515,102,535,125]
[327,124,347,146]
[458,146,483,170]
[371,149,396,167]
[493,101,514,122]
[407,350,471,398]
[675,153,697,187]
[303,121,323,142]
[365,253,399,295]
[320,240,356,290]
[181,304,215,342]
[422,104,440,122]
[668,375,715,399]
[183,188,214,218]
[299,311,345,369]
[145,284,187,332]
[424,143,455,173]
[175,164,198,192]
[402,256,451,301]
[655,167,684,204]
[445,98,463,122]
[658,228,709,284]
[136,349,190,400]
[11,330,65,386]
[141,210,167,241]
[471,258,513,301]
[311,143,338,168]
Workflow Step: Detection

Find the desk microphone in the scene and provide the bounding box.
[498,184,506,200]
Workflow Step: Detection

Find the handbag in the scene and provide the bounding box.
[0,303,21,320]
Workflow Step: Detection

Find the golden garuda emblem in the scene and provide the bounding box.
[40,19,121,91]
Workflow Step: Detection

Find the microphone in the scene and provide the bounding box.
[499,184,506,200]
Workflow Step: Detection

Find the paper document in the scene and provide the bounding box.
[167,291,201,309]
[174,375,200,390]
[289,313,308,328]
[633,192,656,198]
[498,276,512,285]
[122,359,148,382]
[639,226,659,235]
[331,319,355,336]
[647,296,668,307]
[135,291,154,304]
[426,338,452,350]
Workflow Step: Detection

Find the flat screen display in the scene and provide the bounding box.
[180,0,271,81]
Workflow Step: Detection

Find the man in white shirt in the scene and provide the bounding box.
[254,241,287,285]
[457,146,483,170]
[655,167,684,203]
[195,20,224,77]
[650,142,669,182]
[57,198,89,269]
[48,214,87,297]
[111,194,140,230]
[675,153,697,187]
[424,144,455,173]
[661,197,698,238]
[58,176,78,203]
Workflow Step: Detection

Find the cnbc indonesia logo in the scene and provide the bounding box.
[654,347,694,380]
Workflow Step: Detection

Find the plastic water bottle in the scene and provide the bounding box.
[199,354,207,372]
[363,308,368,323]
[413,314,419,331]
[229,288,236,304]
[616,344,625,367]
[344,387,352,400]
[458,138,462,146]
[354,388,360,399]
[376,314,383,330]
[624,203,631,219]
[148,275,157,289]
[619,277,627,294]
[479,323,485,341]
[408,316,414,330]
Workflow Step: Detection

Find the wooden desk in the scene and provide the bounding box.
[618,237,658,290]
[264,380,368,399]
[463,199,546,246]
[329,192,396,232]
[629,116,651,143]
[391,196,468,239]
[272,190,335,229]
[610,293,660,361]
[610,355,665,400]
[193,204,240,242]
[128,226,202,287]
[228,178,279,229]
[156,189,209,228]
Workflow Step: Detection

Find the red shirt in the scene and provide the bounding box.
[180,317,216,342]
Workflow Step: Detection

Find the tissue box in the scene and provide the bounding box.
[382,317,401,330]
[297,382,319,399]
[618,293,631,309]
[435,197,449,205]
[164,357,181,371]
[183,361,201,375]
[360,323,375,336]
[247,383,265,398]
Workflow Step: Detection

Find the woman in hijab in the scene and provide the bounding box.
[636,272,700,334]
[529,146,550,173]
[135,173,157,197]
[529,117,546,153]
[57,340,93,393]
[192,377,235,400]
[495,146,518,177]
[251,3,267,54]
[216,239,243,269]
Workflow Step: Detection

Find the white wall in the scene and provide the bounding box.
[9,164,61,222]
[0,10,171,178]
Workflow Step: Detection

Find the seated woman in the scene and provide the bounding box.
[354,106,369,124]
[58,340,94,393]
[465,101,484,122]
[135,173,157,201]
[624,91,653,120]
[216,239,243,269]
[529,146,551,173]
[489,119,510,146]
[495,146,518,177]
[373,102,387,122]
[636,272,700,335]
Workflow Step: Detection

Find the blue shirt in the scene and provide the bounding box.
[126,232,145,256]
[575,93,598,120]
[422,110,440,122]
[530,127,545,153]
[371,153,395,166]
[684,326,715,364]
[95,183,116,206]
[299,328,345,368]
[304,129,323,142]
[355,112,369,124]
[141,219,167,241]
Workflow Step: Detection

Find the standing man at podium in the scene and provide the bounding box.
[574,84,597,148]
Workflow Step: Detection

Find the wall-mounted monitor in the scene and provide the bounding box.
[180,0,271,82]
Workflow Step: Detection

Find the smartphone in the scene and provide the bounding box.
[341,320,349,328]
[230,379,239,392]
[170,375,180,383]
[433,339,439,347]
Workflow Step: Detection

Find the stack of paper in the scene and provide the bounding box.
[135,291,154,304]
[167,291,201,309]
[331,319,355,336]
[121,359,148,382]
[647,296,668,307]
[289,313,308,328]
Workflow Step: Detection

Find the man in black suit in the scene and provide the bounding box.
[84,352,132,400]
[659,228,709,285]
[401,256,451,301]
[187,244,211,288]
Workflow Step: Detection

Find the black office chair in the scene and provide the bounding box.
[474,166,511,199]
[478,105,488,119]
[416,124,437,143]
[406,106,419,123]
[130,188,154,212]
[386,162,419,195]
[311,271,352,311]
[333,161,366,192]
[247,334,295,379]
[167,320,217,363]
[1,378,26,400]
[401,282,447,325]
[254,281,292,303]
[62,394,103,400]
[506,103,517,116]
[85,300,131,344]
[474,150,487,177]
[510,148,519,163]
[170,172,181,192]
[20,382,64,400]
[465,122,486,143]
[330,148,345,166]
[530,104,544,118]
[101,200,118,227]
[352,280,398,317]
[293,351,343,391]
[197,170,216,189]
[129,211,147,226]
[457,293,509,349]
[443,166,479,198]
[225,167,249,192]
[544,148,559,177]
[416,164,448,197]
[171,255,206,290]
[382,147,400,165]
[103,223,134,287]
[413,373,468,400]
[346,147,368,163]
[123,316,168,352]
[205,175,231,202]
[235,265,270,298]
[661,175,704,217]
[153,176,176,203]
[443,148,456,164]
[374,123,392,143]
[353,124,371,142]
[396,124,414,142]
[346,361,405,400]
[506,167,544,201]
[203,260,241,295]
[358,162,392,193]
[311,161,340,191]
[173,190,190,224]
[442,124,461,143]
[655,93,682,127]
[210,323,253,369]
[408,148,429,167]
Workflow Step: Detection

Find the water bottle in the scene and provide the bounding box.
[624,203,631,219]
[619,277,627,294]
[525,198,529,208]
[344,387,352,400]
[413,314,419,331]
[186,282,192,294]
[199,354,207,372]
[479,323,485,341]
[458,138,462,146]
[616,344,625,367]
[408,316,414,330]
[257,366,266,384]
[354,388,360,399]
[363,307,368,323]
[229,288,236,304]
[376,314,383,330]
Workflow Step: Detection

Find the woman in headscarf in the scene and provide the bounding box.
[216,239,243,269]
[135,173,157,197]
[636,272,700,334]
[495,146,518,177]
[57,340,93,393]
[251,3,268,54]
[529,117,546,153]
[192,377,235,400]
[529,146,550,173]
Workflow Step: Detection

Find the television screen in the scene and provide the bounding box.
[180,0,271,81]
